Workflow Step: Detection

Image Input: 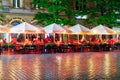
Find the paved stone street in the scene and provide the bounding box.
[0,52,120,80]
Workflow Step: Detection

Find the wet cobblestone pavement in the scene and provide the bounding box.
[0,52,120,80]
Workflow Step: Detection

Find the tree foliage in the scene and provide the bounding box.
[31,0,76,26]
[0,13,6,24]
[82,0,120,27]
[31,0,120,27]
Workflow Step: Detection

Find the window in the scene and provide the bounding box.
[34,4,39,9]
[12,21,20,26]
[32,3,40,9]
[31,1,41,9]
[13,0,21,8]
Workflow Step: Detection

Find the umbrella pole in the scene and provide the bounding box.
[37,33,39,39]
[60,34,62,43]
[8,33,11,43]
[81,35,85,41]
[68,34,69,43]
[24,33,26,44]
[99,35,102,40]
[117,34,119,42]
[77,34,79,43]
[54,33,55,43]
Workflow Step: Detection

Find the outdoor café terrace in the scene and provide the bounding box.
[0,22,120,54]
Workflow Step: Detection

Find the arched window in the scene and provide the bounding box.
[12,21,20,26]
[13,0,21,8]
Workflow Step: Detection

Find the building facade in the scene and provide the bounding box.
[0,0,94,26]
[0,0,41,26]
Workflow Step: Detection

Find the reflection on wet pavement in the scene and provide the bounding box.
[0,52,120,80]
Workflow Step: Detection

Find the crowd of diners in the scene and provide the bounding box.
[0,34,120,54]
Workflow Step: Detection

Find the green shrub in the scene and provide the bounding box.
[2,44,8,47]
[8,44,14,48]
[83,43,92,46]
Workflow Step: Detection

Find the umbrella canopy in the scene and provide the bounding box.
[43,23,67,34]
[10,22,40,33]
[112,27,120,34]
[63,25,73,34]
[3,24,12,28]
[35,25,46,33]
[0,25,9,33]
[0,24,6,28]
[91,25,116,35]
[69,24,91,34]
[37,27,46,34]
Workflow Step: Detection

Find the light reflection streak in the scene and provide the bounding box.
[88,57,94,79]
[33,57,42,80]
[65,56,71,68]
[104,54,110,77]
[9,56,26,80]
[73,55,81,79]
[16,56,26,79]
[9,62,18,80]
[0,60,3,78]
[63,56,71,78]
[57,56,62,78]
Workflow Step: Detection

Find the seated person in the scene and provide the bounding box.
[11,37,17,44]
[80,38,87,44]
[25,38,31,44]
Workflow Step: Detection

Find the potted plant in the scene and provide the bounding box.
[24,44,31,47]
[45,43,52,48]
[82,42,92,52]
[45,43,52,53]
[99,42,108,51]
[1,44,8,50]
[83,42,92,47]
[8,44,15,48]
[99,42,107,47]
[31,44,36,47]
[8,44,15,52]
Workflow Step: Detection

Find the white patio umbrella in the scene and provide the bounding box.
[91,24,116,40]
[34,24,46,40]
[63,25,73,43]
[69,24,91,42]
[91,24,116,35]
[10,22,43,43]
[112,27,120,40]
[3,24,12,28]
[10,22,39,33]
[0,24,6,28]
[113,27,120,34]
[69,24,91,34]
[0,25,10,43]
[35,25,46,34]
[0,25,9,33]
[43,23,67,34]
[43,23,69,42]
